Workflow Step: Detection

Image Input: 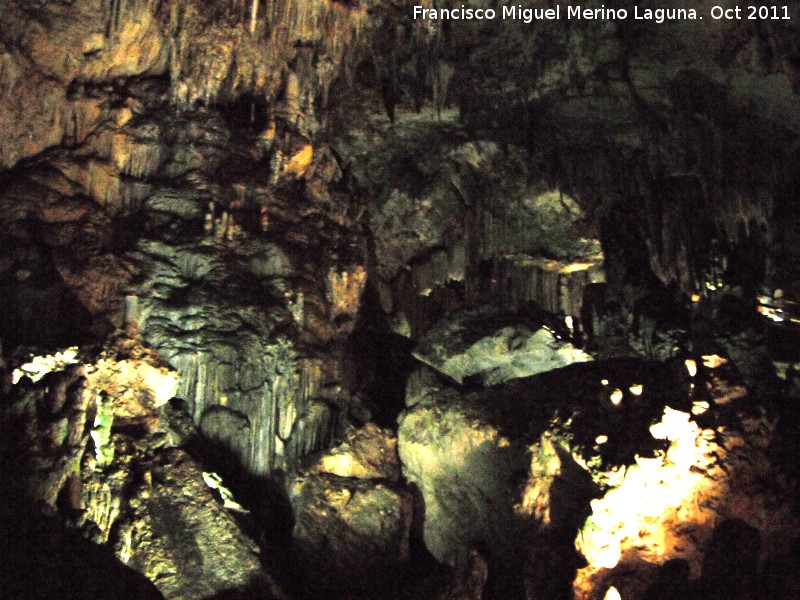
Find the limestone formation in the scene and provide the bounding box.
[1,1,800,598]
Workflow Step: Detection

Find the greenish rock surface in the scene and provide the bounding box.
[413,311,592,385]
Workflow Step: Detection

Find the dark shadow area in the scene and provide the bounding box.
[765,323,800,363]
[214,93,272,132]
[199,577,284,600]
[0,495,166,600]
[345,280,418,427]
[485,358,693,464]
[0,232,99,348]
[177,427,297,594]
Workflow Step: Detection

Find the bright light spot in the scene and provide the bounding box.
[329,266,367,318]
[610,389,624,405]
[757,305,785,322]
[202,472,248,512]
[565,316,574,331]
[596,435,608,445]
[137,362,178,407]
[685,359,697,377]
[591,538,622,569]
[601,379,609,386]
[12,347,80,384]
[604,587,622,600]
[691,293,701,303]
[629,384,643,396]
[284,144,314,178]
[577,407,714,575]
[701,354,727,369]
[692,400,710,415]
[561,262,595,273]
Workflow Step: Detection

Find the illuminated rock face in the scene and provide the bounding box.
[397,359,621,595]
[573,373,800,600]
[400,351,800,599]
[291,424,412,598]
[412,310,592,386]
[0,347,285,600]
[0,49,370,477]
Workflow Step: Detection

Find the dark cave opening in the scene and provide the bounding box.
[345,279,418,429]
[215,93,273,133]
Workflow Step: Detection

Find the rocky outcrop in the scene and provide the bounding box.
[574,357,799,600]
[305,422,401,481]
[399,353,800,599]
[0,344,286,600]
[291,424,412,598]
[412,310,592,386]
[398,363,599,590]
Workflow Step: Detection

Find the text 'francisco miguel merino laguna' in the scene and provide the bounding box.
[413,5,793,23]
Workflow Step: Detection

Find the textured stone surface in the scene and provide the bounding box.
[291,425,412,597]
[413,310,592,385]
[400,354,800,599]
[0,347,286,600]
[1,1,800,599]
[307,422,401,481]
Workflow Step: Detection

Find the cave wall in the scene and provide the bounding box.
[450,0,800,300]
[2,3,800,599]
[2,0,800,477]
[0,0,391,477]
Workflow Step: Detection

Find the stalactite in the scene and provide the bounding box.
[0,51,20,97]
[249,0,259,34]
[430,61,454,119]
[105,0,115,37]
[492,255,602,318]
[154,0,372,116]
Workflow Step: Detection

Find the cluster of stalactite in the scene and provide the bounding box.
[436,4,800,301]
[552,129,784,299]
[159,0,373,110]
[170,345,345,475]
[0,0,390,170]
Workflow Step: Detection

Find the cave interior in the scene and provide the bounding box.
[1,1,800,599]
